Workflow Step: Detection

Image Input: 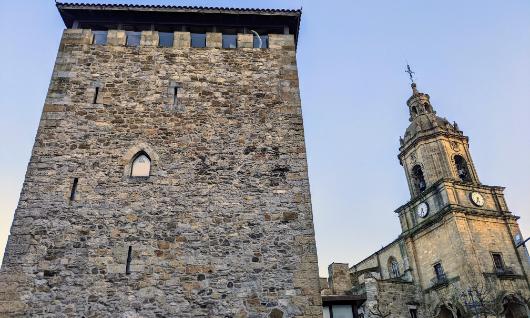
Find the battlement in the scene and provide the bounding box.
[60,28,295,50]
[57,2,301,50]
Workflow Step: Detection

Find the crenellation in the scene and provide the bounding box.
[61,28,93,45]
[173,31,191,48]
[238,33,254,48]
[140,31,159,47]
[206,32,222,48]
[106,30,126,46]
[269,34,296,50]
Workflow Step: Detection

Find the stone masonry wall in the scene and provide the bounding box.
[363,276,424,318]
[0,29,322,317]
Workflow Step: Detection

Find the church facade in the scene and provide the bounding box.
[321,82,530,318]
[0,3,322,317]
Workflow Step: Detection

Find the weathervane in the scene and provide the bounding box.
[405,64,415,84]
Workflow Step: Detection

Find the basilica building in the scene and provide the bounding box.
[321,81,530,318]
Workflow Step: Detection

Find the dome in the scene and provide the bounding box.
[403,113,460,144]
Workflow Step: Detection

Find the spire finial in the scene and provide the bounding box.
[405,63,415,84]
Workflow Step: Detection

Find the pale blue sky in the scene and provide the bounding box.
[1,0,529,277]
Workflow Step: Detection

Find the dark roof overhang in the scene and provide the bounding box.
[56,2,302,45]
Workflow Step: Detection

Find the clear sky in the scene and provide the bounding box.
[1,0,529,277]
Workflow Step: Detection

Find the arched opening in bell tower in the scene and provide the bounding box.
[412,165,426,193]
[454,155,471,182]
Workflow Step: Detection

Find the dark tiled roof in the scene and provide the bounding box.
[55,2,302,15]
[55,2,302,44]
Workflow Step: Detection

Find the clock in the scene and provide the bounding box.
[470,192,485,207]
[515,233,522,245]
[416,202,429,218]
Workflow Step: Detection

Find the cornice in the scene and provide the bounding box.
[398,130,468,160]
[399,205,518,239]
[394,178,505,214]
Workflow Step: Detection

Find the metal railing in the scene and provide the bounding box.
[494,266,515,276]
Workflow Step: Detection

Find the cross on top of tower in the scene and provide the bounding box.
[405,64,415,84]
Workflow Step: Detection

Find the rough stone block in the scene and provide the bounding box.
[141,31,159,47]
[237,34,253,48]
[269,34,295,50]
[61,29,93,45]
[206,32,222,48]
[107,30,126,46]
[173,32,190,48]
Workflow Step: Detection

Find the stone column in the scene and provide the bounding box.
[328,263,352,294]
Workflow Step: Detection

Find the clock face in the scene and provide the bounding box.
[416,202,429,218]
[470,192,485,207]
[515,233,522,244]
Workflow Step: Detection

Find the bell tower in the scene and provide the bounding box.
[394,71,530,310]
[398,82,479,198]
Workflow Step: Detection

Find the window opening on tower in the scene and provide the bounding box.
[190,33,206,48]
[126,31,141,46]
[158,32,174,47]
[126,246,132,275]
[69,178,78,201]
[130,152,151,177]
[412,165,426,192]
[93,31,108,45]
[454,155,471,182]
[92,86,99,104]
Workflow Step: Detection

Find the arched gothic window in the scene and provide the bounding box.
[454,155,471,182]
[131,152,151,177]
[388,257,400,278]
[424,103,431,112]
[412,165,426,192]
[411,106,418,115]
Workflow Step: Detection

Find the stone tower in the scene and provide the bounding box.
[344,80,530,317]
[396,82,530,316]
[0,3,322,317]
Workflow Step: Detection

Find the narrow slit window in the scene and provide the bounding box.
[173,86,179,106]
[126,246,132,275]
[70,178,78,201]
[93,86,99,104]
